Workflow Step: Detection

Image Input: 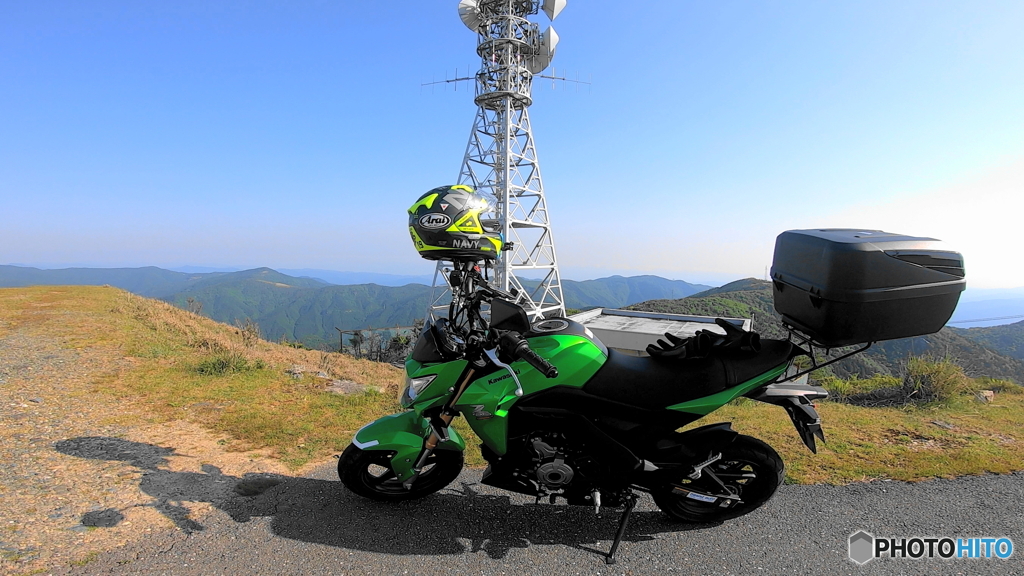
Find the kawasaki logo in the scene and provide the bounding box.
[419,214,452,230]
[487,369,520,385]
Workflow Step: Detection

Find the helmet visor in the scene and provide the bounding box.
[469,190,498,214]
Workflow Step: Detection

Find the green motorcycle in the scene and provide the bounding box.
[341,192,966,564]
[339,263,830,563]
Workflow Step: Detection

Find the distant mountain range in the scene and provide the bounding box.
[627,279,1024,384]
[6,263,1023,377]
[0,265,223,298]
[0,265,710,348]
[275,269,435,287]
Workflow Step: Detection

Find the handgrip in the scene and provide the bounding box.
[517,345,559,378]
[501,332,559,378]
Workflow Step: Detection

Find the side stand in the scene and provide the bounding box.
[605,493,638,565]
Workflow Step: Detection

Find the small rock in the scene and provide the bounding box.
[28,398,42,403]
[931,420,955,430]
[316,371,329,379]
[326,379,369,395]
[975,390,995,403]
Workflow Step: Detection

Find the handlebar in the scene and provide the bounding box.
[500,332,558,379]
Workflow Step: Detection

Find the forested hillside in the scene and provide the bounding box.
[956,320,1024,361]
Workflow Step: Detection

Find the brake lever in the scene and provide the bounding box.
[484,348,524,397]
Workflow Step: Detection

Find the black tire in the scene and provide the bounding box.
[337,444,464,502]
[652,434,784,523]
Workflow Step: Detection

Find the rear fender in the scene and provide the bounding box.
[677,422,738,456]
[351,411,466,481]
[652,422,738,466]
[748,382,827,453]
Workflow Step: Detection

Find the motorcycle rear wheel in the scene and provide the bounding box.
[338,444,464,502]
[652,434,783,523]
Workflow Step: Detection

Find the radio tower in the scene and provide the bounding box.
[426,0,568,322]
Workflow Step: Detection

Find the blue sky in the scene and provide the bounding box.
[2,1,1022,288]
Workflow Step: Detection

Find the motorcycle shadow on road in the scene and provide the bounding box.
[55,436,722,560]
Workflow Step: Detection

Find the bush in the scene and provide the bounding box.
[196,352,266,376]
[902,357,977,402]
[819,374,900,402]
[279,338,310,350]
[825,358,979,407]
[975,377,1024,395]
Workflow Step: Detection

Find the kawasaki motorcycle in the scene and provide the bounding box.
[338,261,832,564]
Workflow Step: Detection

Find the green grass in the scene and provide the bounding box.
[699,366,1024,484]
[195,352,266,375]
[106,361,403,468]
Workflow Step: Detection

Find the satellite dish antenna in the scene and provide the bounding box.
[529,26,559,74]
[458,0,483,31]
[542,0,567,21]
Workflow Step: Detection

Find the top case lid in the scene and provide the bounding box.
[770,229,965,301]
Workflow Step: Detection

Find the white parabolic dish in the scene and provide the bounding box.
[543,0,567,21]
[458,0,482,32]
[529,26,559,74]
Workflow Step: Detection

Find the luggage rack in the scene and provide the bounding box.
[778,324,872,382]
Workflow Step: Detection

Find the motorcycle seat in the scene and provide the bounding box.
[582,339,795,411]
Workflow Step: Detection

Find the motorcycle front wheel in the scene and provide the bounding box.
[652,434,783,523]
[338,444,464,502]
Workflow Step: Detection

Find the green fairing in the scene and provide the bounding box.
[404,358,469,410]
[455,335,607,455]
[667,363,789,415]
[352,411,466,482]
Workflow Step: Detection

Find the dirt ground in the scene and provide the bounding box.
[0,318,316,575]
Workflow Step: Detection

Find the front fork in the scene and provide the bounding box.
[403,366,478,488]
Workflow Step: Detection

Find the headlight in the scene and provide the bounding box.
[401,374,437,407]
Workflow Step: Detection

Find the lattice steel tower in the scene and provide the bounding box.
[427,0,568,322]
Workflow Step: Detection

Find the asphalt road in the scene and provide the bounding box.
[61,460,1024,576]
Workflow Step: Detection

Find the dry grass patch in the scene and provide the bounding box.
[0,286,403,469]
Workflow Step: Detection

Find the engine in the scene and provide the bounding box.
[531,435,575,490]
[480,429,632,507]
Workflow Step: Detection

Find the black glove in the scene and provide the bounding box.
[647,331,713,359]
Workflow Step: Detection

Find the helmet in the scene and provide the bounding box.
[408,185,503,261]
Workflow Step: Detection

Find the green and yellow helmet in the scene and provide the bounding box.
[408,185,503,262]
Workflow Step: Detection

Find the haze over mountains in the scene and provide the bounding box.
[0,264,710,347]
